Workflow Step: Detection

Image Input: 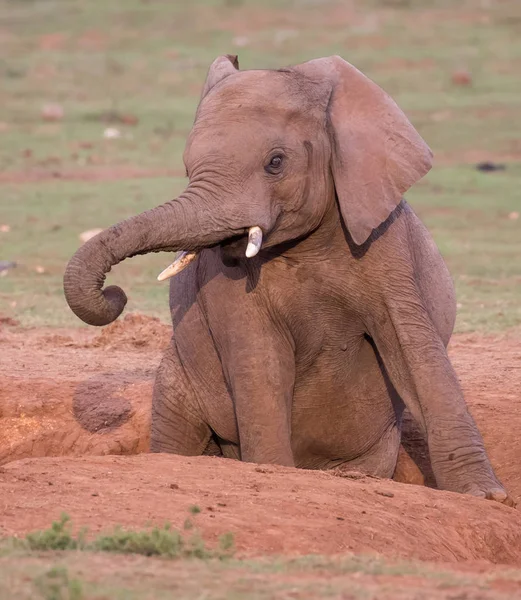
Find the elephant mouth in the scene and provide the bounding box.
[157,226,263,281]
[220,231,251,252]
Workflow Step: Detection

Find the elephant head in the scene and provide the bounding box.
[64,54,432,326]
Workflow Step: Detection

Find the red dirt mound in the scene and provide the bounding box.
[0,322,158,465]
[89,312,171,351]
[0,453,520,565]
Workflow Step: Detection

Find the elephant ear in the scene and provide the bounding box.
[294,56,432,246]
[200,54,240,99]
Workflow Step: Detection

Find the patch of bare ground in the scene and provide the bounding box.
[0,453,520,565]
[0,315,162,465]
[402,7,498,28]
[0,167,182,184]
[435,150,521,167]
[90,313,171,351]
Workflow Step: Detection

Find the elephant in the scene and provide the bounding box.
[63,54,513,505]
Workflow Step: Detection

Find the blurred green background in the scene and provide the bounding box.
[0,0,520,330]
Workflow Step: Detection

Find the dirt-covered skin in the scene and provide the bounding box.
[63,56,512,504]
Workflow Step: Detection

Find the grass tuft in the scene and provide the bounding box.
[92,524,235,559]
[33,566,83,600]
[25,514,86,552]
[93,524,185,558]
[9,514,235,560]
[218,531,235,554]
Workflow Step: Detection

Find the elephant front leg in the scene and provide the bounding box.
[151,343,212,456]
[220,319,296,467]
[368,301,514,506]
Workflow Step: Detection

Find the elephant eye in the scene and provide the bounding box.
[265,154,284,175]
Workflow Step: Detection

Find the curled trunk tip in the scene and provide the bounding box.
[63,249,128,326]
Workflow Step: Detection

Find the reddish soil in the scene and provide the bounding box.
[0,315,167,466]
[0,166,182,184]
[435,149,521,167]
[1,453,520,565]
[0,316,520,568]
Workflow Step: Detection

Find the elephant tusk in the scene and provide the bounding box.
[245,226,263,258]
[157,227,261,280]
[157,251,198,282]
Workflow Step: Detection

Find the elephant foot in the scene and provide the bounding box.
[433,454,516,508]
[464,482,516,508]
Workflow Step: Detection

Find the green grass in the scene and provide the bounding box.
[24,515,87,552]
[414,165,521,331]
[0,177,179,326]
[1,521,521,599]
[5,513,235,560]
[0,0,520,332]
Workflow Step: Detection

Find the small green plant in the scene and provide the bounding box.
[11,507,235,559]
[218,532,235,557]
[92,525,233,560]
[93,524,184,558]
[25,514,86,551]
[187,531,211,559]
[9,514,235,560]
[33,566,83,600]
[189,505,202,515]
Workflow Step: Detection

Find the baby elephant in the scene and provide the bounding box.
[64,55,512,505]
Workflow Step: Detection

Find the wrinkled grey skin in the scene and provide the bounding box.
[64,55,513,505]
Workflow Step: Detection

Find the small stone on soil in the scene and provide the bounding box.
[0,261,16,272]
[375,490,395,498]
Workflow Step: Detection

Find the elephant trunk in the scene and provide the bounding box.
[63,191,247,327]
